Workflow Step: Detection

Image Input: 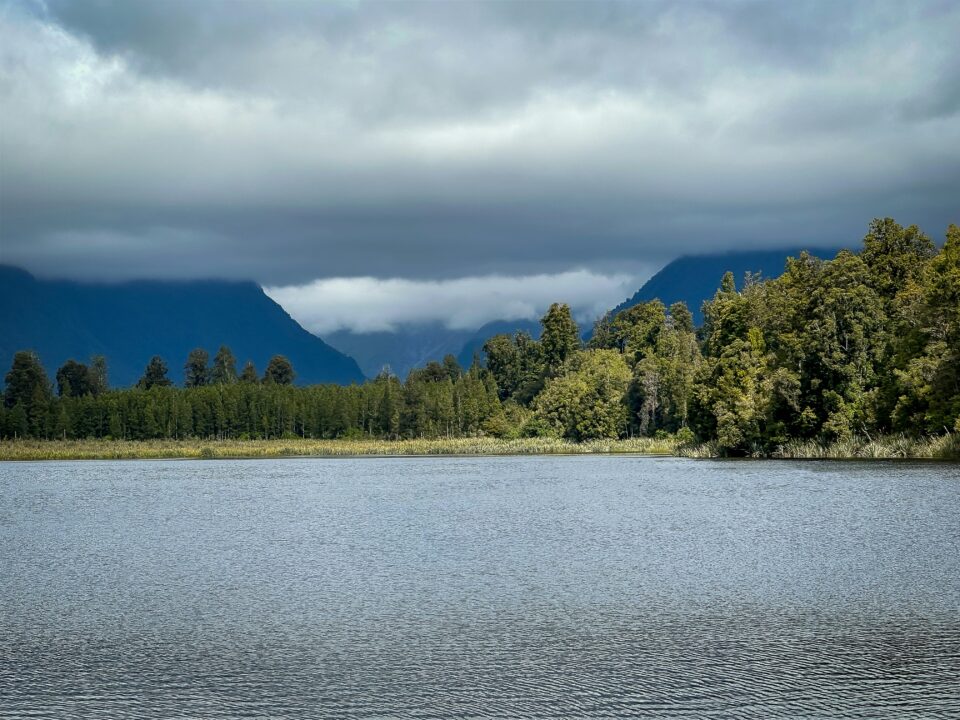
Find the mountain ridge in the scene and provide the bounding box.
[0,266,364,387]
[604,246,845,327]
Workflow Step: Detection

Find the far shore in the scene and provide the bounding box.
[1,434,957,461]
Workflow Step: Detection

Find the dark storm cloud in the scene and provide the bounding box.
[1,0,958,292]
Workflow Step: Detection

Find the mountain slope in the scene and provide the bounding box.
[0,266,364,387]
[327,318,546,379]
[607,247,844,326]
[326,324,476,379]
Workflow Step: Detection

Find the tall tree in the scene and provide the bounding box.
[669,302,694,333]
[3,351,52,436]
[212,345,238,385]
[894,223,960,433]
[4,351,50,408]
[87,355,108,395]
[184,348,211,387]
[483,334,522,401]
[56,359,91,397]
[587,312,617,350]
[861,217,936,303]
[613,300,667,361]
[534,350,631,440]
[442,354,462,382]
[138,356,173,389]
[540,303,580,375]
[264,355,295,385]
[239,360,259,383]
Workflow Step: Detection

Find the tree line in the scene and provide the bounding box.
[2,218,957,455]
[1,343,502,441]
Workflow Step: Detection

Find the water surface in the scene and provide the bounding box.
[1,456,958,718]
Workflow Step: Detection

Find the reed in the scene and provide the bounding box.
[0,436,679,461]
[4,433,955,461]
[677,433,959,459]
[771,433,959,460]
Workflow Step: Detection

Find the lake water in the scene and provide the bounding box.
[1,456,958,719]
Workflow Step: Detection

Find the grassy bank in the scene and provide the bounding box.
[680,433,960,460]
[0,436,679,461]
[3,433,956,461]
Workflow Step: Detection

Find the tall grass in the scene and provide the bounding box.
[678,433,959,460]
[772,433,959,460]
[3,433,955,461]
[0,436,679,461]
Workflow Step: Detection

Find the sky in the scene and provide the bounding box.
[1,0,958,334]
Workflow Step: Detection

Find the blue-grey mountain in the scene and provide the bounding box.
[605,247,844,327]
[0,266,363,387]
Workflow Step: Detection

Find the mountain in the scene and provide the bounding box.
[0,266,364,387]
[326,323,476,379]
[606,246,844,327]
[327,319,546,379]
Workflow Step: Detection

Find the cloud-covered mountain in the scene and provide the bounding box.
[0,266,364,387]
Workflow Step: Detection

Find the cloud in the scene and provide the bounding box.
[264,270,639,334]
[0,0,957,286]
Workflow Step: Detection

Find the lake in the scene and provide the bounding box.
[1,456,958,718]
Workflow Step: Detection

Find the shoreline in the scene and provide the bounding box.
[0,437,677,462]
[1,434,957,461]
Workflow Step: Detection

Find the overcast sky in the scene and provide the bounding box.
[1,0,958,333]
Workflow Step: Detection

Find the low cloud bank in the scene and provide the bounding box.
[265,270,640,335]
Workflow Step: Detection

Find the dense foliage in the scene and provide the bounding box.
[2,219,957,455]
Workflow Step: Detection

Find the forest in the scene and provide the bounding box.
[2,219,958,457]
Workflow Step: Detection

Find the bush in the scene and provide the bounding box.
[520,416,558,438]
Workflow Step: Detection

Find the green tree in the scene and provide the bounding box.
[88,355,108,395]
[264,355,295,385]
[534,349,631,440]
[669,302,694,333]
[6,403,29,438]
[483,334,522,400]
[56,359,91,397]
[894,224,960,432]
[239,360,259,383]
[613,300,667,361]
[540,303,580,375]
[184,348,211,387]
[442,354,462,382]
[627,305,702,435]
[587,313,618,350]
[694,327,774,455]
[212,345,237,385]
[4,351,49,407]
[861,217,936,303]
[138,356,173,389]
[3,351,51,437]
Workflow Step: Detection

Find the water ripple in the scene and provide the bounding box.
[1,457,958,718]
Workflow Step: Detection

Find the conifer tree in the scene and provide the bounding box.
[184,348,211,387]
[263,355,295,385]
[239,361,259,383]
[212,345,238,385]
[138,356,173,389]
[540,303,580,375]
